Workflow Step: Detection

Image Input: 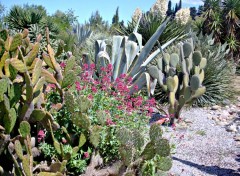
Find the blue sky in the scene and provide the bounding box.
[1,0,203,24]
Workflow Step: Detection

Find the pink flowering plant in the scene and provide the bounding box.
[42,62,163,172]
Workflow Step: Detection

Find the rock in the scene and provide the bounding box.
[31,137,36,148]
[226,124,237,132]
[227,115,235,120]
[211,105,221,110]
[233,135,240,141]
[225,105,230,109]
[222,99,231,105]
[219,110,229,120]
[216,121,227,126]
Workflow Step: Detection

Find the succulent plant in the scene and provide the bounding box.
[0,28,79,175]
[82,17,177,96]
[147,37,207,123]
[115,124,172,175]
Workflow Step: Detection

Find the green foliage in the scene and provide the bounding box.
[118,10,186,46]
[200,0,240,62]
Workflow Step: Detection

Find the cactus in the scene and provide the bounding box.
[156,156,172,171]
[19,121,31,138]
[3,108,17,133]
[89,125,102,148]
[61,70,76,89]
[10,33,23,52]
[116,124,172,175]
[147,39,207,123]
[72,112,91,130]
[14,140,24,160]
[149,123,163,141]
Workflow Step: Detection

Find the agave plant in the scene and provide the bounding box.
[82,17,177,97]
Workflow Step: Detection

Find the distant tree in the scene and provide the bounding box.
[190,7,197,19]
[112,7,119,25]
[197,5,204,15]
[51,9,77,31]
[167,0,173,16]
[174,3,178,14]
[89,10,103,26]
[179,0,182,9]
[0,2,5,29]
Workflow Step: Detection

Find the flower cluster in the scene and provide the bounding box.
[132,7,142,22]
[175,8,190,25]
[150,0,168,18]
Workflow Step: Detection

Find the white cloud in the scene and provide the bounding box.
[170,0,204,7]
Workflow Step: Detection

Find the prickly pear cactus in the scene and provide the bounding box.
[116,124,172,175]
[147,38,207,123]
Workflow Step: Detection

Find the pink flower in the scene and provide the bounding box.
[83,64,88,70]
[147,98,156,106]
[107,64,113,71]
[60,62,66,68]
[106,118,116,126]
[75,81,81,91]
[83,152,89,159]
[62,137,67,144]
[134,85,138,91]
[90,63,95,70]
[48,84,56,89]
[91,86,98,93]
[88,94,93,100]
[37,130,45,143]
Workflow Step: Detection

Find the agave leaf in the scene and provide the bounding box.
[111,36,124,67]
[130,72,150,95]
[129,17,170,77]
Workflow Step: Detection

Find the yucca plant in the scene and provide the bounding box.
[194,33,235,106]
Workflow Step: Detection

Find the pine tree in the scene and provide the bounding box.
[179,0,182,10]
[167,0,172,16]
[112,7,119,25]
[174,3,178,14]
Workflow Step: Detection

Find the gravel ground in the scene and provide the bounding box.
[163,108,240,176]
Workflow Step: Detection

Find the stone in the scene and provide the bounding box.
[216,121,227,126]
[222,99,231,105]
[226,124,237,132]
[211,105,221,110]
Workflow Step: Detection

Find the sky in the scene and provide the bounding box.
[1,0,204,24]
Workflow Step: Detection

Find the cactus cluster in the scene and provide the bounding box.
[64,91,104,148]
[115,124,172,175]
[0,28,79,175]
[147,38,207,123]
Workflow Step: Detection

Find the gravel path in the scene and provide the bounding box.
[164,108,240,176]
